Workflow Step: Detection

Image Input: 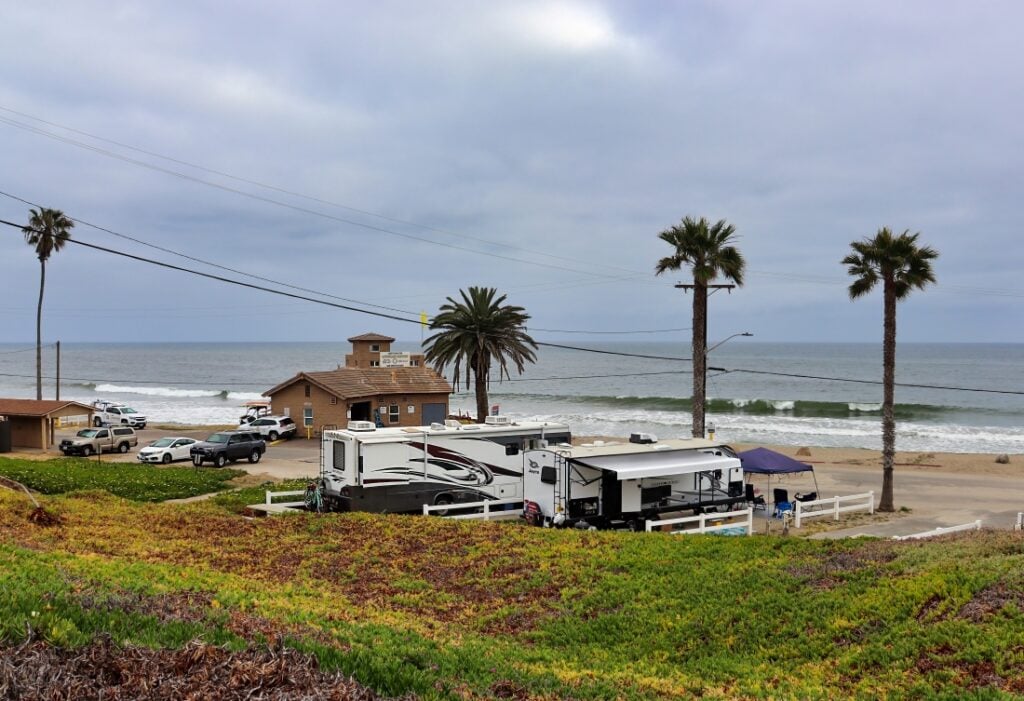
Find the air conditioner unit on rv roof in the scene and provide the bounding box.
[484,415,512,425]
[347,421,376,432]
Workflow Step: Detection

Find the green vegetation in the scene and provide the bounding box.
[210,478,310,513]
[1,489,1022,698]
[0,457,245,502]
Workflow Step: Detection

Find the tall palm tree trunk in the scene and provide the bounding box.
[35,259,46,401]
[879,279,897,512]
[474,355,489,423]
[691,283,708,438]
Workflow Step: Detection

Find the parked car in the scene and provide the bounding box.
[60,426,138,457]
[137,437,198,464]
[190,430,266,468]
[92,400,147,428]
[241,416,297,441]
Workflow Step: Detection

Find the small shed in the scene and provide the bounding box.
[0,399,95,450]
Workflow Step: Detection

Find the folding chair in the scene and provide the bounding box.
[773,488,791,518]
[745,483,766,511]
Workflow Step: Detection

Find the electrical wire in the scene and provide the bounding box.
[0,120,653,281]
[0,344,52,355]
[0,105,653,279]
[4,222,1022,393]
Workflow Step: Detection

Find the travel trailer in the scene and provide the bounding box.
[522,436,744,530]
[317,417,571,513]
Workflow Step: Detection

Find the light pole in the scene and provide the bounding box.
[704,332,752,439]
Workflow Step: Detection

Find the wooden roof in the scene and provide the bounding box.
[266,367,452,400]
[347,332,395,343]
[0,399,94,418]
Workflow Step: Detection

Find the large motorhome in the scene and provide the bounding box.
[318,417,571,513]
[522,436,744,530]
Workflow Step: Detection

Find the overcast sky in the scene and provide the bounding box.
[1,1,1021,345]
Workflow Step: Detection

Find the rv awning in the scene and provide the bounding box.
[570,450,741,481]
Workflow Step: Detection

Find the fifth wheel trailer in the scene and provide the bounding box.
[318,417,571,513]
[522,438,744,530]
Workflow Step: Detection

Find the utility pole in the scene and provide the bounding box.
[675,283,735,439]
[55,341,60,401]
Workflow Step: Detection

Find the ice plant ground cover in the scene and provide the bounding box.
[0,456,245,501]
[0,489,1023,699]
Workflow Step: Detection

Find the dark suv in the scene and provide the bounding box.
[190,430,266,468]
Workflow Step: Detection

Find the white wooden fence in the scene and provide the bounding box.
[892,520,982,541]
[422,497,523,520]
[265,489,306,508]
[646,508,753,536]
[793,491,874,528]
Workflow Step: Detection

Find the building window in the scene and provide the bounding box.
[304,384,311,398]
[389,404,399,423]
[330,396,338,405]
[370,360,380,367]
[303,407,313,427]
[370,344,380,352]
[411,359,419,366]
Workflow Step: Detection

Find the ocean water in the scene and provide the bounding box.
[0,341,1021,454]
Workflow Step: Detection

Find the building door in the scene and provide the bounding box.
[350,401,372,421]
[422,403,446,425]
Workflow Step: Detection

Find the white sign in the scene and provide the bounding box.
[379,352,411,367]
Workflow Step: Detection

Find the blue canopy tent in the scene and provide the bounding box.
[738,447,820,508]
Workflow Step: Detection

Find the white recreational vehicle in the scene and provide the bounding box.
[318,417,571,513]
[522,436,744,530]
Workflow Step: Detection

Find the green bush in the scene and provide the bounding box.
[0,457,244,501]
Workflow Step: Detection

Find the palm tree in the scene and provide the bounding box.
[843,228,938,512]
[423,287,537,423]
[23,208,74,400]
[655,216,745,438]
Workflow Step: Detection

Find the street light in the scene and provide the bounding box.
[704,332,752,439]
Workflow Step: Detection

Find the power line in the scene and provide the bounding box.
[0,344,52,356]
[6,220,1022,391]
[0,191,422,319]
[0,118,655,281]
[0,105,652,279]
[528,326,690,335]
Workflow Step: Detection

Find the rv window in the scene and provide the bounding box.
[332,441,346,471]
[505,444,519,456]
[540,465,557,485]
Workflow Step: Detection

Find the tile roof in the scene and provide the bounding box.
[267,367,452,400]
[0,399,94,417]
[347,332,396,343]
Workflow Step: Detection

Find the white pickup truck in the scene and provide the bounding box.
[91,400,147,428]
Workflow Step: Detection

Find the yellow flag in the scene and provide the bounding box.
[420,311,428,326]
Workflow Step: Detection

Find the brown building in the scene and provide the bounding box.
[264,334,451,436]
[0,399,95,450]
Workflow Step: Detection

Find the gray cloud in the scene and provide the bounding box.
[0,0,1021,344]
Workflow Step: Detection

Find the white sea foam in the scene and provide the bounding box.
[95,384,222,398]
[848,402,882,412]
[771,400,795,411]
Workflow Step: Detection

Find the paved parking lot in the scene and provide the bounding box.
[49,426,323,481]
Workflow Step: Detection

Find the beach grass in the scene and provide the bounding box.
[1,489,1022,698]
[0,456,246,502]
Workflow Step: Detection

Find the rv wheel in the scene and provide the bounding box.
[433,495,453,516]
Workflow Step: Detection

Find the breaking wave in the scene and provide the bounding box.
[85,383,265,401]
[490,393,956,419]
